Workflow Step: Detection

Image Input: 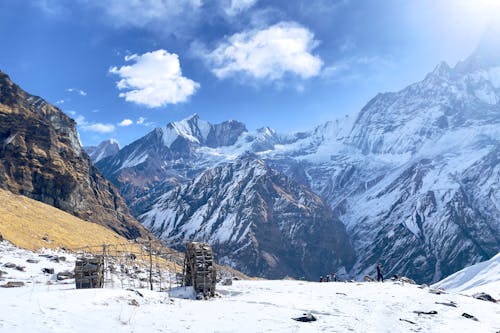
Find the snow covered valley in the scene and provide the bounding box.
[1,241,498,333]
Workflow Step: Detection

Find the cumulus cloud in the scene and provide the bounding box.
[66,88,87,96]
[203,22,323,81]
[137,117,146,125]
[74,114,115,133]
[224,0,259,16]
[82,123,116,133]
[109,49,200,108]
[118,118,133,126]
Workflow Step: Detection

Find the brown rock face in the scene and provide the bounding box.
[0,70,147,239]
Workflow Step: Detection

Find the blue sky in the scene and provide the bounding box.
[0,0,497,147]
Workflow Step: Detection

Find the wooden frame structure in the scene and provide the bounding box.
[182,242,216,298]
[75,256,104,289]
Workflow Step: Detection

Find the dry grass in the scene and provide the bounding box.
[0,189,181,271]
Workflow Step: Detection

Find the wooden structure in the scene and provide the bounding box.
[75,256,104,289]
[182,242,216,298]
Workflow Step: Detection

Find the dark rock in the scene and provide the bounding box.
[3,262,16,268]
[292,313,317,322]
[435,301,457,307]
[473,292,497,303]
[462,313,479,321]
[399,318,416,325]
[413,310,437,316]
[42,268,55,274]
[57,271,75,280]
[15,265,25,271]
[1,281,25,288]
[364,275,375,282]
[26,259,39,264]
[0,233,3,241]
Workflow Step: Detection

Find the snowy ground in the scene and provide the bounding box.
[1,241,499,332]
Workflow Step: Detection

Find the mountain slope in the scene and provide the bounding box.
[433,251,500,297]
[0,71,147,239]
[94,43,500,283]
[85,139,120,163]
[140,156,355,279]
[96,114,247,210]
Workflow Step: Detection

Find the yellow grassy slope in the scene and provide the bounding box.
[0,188,131,250]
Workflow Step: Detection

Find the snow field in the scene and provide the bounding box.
[1,241,499,333]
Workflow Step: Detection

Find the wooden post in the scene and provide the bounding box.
[149,238,153,291]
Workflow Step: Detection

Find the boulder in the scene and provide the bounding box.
[57,271,75,280]
[473,292,497,303]
[364,275,375,282]
[42,268,55,274]
[1,281,25,288]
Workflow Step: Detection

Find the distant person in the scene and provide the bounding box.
[326,274,331,282]
[376,262,384,282]
[319,276,323,282]
[332,272,337,282]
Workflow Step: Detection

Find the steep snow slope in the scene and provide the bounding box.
[433,252,500,296]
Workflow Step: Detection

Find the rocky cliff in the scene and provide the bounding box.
[0,70,148,239]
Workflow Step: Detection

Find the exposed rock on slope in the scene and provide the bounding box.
[140,156,355,279]
[0,70,147,239]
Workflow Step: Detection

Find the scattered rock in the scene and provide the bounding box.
[1,281,25,288]
[0,233,3,242]
[58,256,66,262]
[364,275,374,282]
[221,278,233,286]
[472,292,497,303]
[42,268,55,274]
[336,292,347,296]
[57,271,75,280]
[26,259,40,264]
[398,276,416,284]
[462,313,478,321]
[413,310,437,316]
[418,284,428,289]
[292,313,317,322]
[435,301,457,307]
[128,299,139,306]
[429,288,446,295]
[42,236,51,243]
[15,265,25,271]
[126,289,144,297]
[3,262,16,268]
[399,318,416,325]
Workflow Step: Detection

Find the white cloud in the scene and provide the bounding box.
[109,49,200,108]
[55,99,65,105]
[66,88,87,96]
[137,117,146,125]
[73,114,115,133]
[204,22,323,81]
[224,0,259,16]
[118,118,133,127]
[83,0,201,31]
[81,123,116,133]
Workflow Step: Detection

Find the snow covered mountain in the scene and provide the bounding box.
[140,156,355,279]
[433,251,500,296]
[96,44,500,282]
[85,139,120,163]
[96,114,248,210]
